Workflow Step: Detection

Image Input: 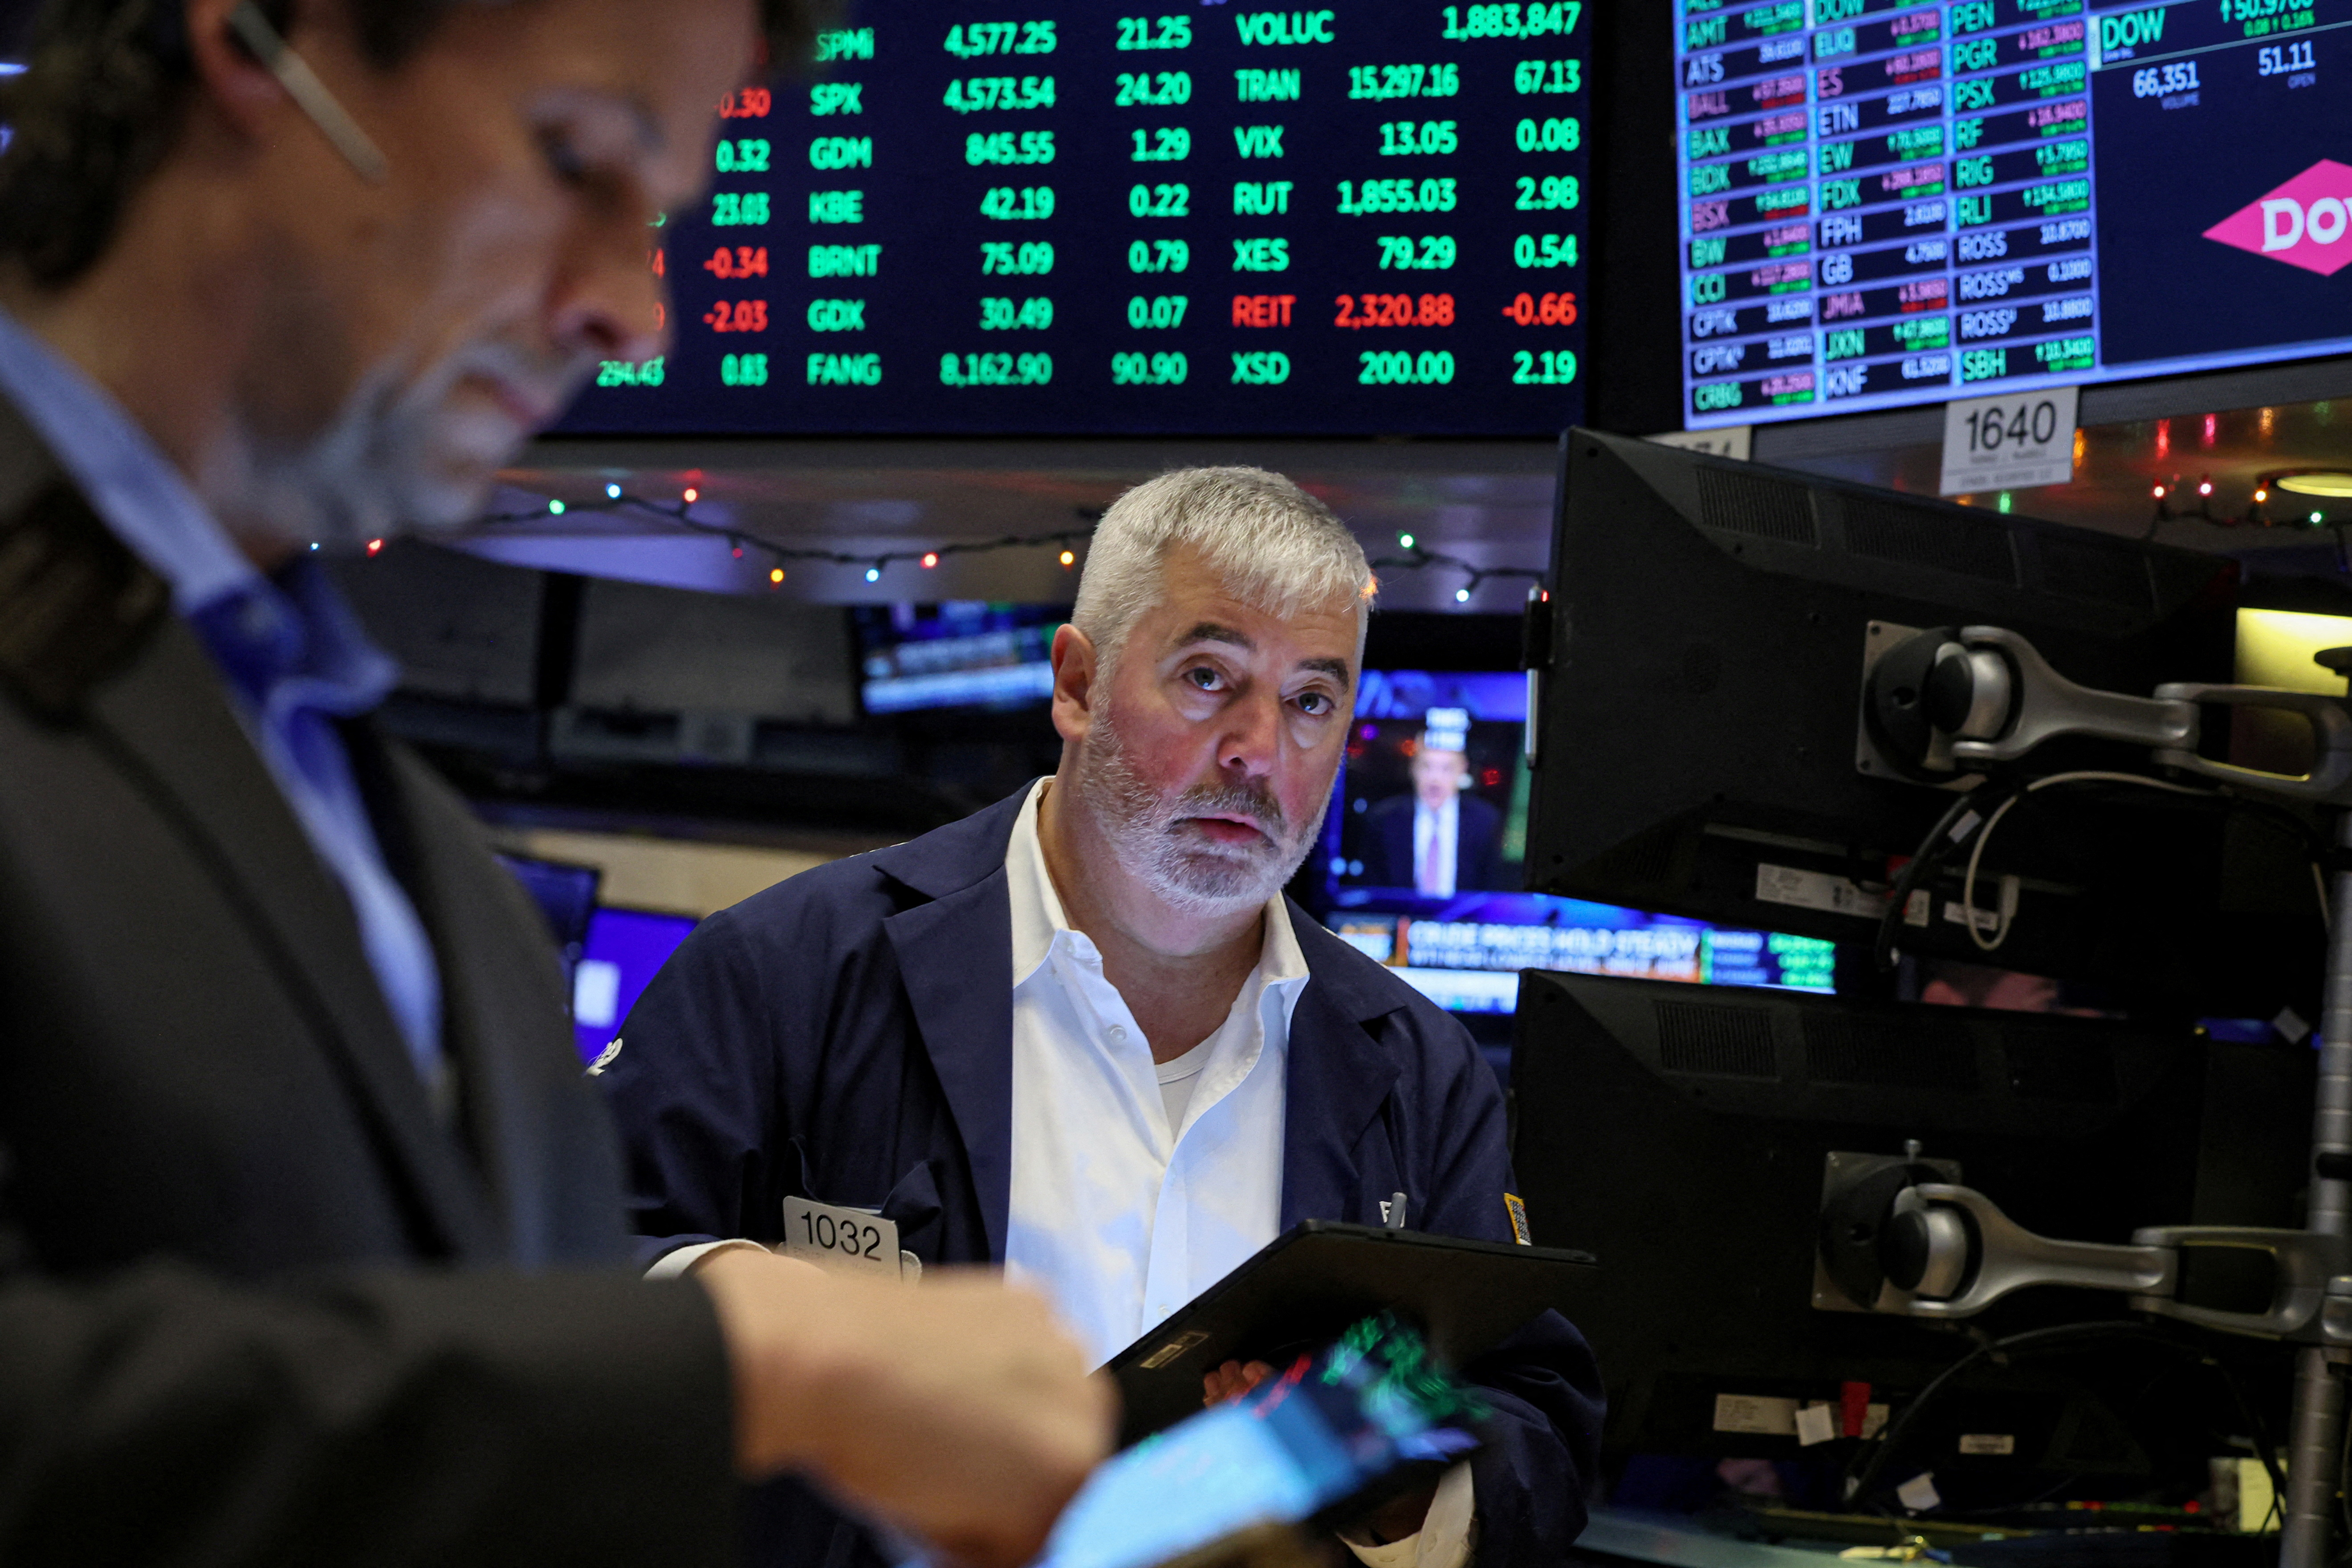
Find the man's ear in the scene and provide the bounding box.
[183,0,297,139]
[1049,623,1099,746]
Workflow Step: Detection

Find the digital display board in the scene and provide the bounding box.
[554,4,1589,438]
[1674,0,2352,428]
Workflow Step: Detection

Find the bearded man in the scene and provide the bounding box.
[602,467,1605,1568]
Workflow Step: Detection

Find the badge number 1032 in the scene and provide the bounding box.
[781,1195,907,1279]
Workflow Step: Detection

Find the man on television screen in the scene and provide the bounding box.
[602,466,1603,1568]
[1363,721,1501,897]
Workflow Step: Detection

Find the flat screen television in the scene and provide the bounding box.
[854,601,1063,713]
[1310,669,1839,1034]
[493,854,602,962]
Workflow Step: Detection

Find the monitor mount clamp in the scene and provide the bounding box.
[1836,626,2352,1568]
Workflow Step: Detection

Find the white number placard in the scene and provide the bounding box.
[1939,387,2079,497]
[782,1196,903,1279]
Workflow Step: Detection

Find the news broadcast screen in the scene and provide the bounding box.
[1315,671,1836,1016]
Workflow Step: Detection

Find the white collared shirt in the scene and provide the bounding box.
[1003,778,1309,1366]
[1412,795,1460,898]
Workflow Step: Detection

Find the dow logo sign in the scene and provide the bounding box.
[2203,159,2352,277]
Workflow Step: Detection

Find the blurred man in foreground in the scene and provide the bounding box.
[605,468,1605,1568]
[0,1,1107,1561]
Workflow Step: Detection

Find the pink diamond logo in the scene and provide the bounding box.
[2204,159,2352,277]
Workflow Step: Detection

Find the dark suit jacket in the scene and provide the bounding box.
[602,788,1605,1568]
[1364,790,1503,893]
[0,399,734,1565]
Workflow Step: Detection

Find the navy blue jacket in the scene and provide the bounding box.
[601,787,1603,1568]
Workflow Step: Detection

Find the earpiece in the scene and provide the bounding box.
[224,0,389,184]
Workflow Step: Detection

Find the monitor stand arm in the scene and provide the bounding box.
[1864,623,2352,805]
[1823,1165,2352,1566]
[1828,1174,2352,1339]
[1844,628,2352,1567]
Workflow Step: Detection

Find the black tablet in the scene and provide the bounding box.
[1105,1221,1600,1445]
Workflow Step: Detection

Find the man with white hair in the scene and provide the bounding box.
[602,467,1604,1568]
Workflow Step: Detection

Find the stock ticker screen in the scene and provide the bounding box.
[554,5,1590,438]
[1675,0,2352,428]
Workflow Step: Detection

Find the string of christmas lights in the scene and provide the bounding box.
[1371,532,1546,604]
[479,486,1091,586]
[476,486,1548,599]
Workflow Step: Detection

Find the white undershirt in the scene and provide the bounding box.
[1155,1035,1216,1130]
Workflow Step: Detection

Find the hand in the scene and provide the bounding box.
[696,1249,1115,1568]
[1201,1358,1275,1406]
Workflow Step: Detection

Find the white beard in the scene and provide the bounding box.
[1075,701,1329,917]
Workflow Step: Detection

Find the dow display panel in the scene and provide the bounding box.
[1674,0,2352,428]
[555,5,1590,437]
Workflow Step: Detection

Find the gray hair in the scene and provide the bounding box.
[1072,467,1375,674]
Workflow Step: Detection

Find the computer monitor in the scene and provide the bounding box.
[0,54,21,156]
[492,854,601,971]
[1524,428,2320,1018]
[570,906,699,1065]
[1309,670,1838,1052]
[1509,969,2278,1510]
[853,603,1062,715]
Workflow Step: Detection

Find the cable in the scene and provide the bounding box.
[1873,780,2011,973]
[1959,771,2215,954]
[1876,774,2330,971]
[1845,1320,2287,1523]
[1364,542,1545,605]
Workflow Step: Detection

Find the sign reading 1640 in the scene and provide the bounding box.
[1938,386,2079,497]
